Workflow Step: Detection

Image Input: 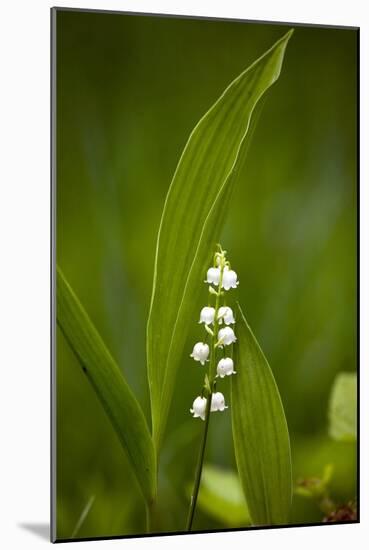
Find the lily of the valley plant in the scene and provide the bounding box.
[56,31,294,537]
[187,244,238,529]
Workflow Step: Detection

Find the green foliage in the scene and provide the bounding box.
[328,372,357,442]
[292,434,356,513]
[56,267,156,505]
[231,303,292,525]
[55,11,357,536]
[147,29,294,454]
[195,464,250,527]
[295,464,333,499]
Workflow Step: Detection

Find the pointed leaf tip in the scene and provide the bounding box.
[147,32,293,454]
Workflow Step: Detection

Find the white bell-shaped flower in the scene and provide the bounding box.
[216,357,236,378]
[190,342,209,365]
[218,326,237,346]
[199,306,215,325]
[217,306,235,325]
[190,396,207,420]
[205,267,221,286]
[211,391,228,412]
[222,266,239,290]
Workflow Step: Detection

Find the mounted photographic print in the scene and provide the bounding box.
[51,7,359,542]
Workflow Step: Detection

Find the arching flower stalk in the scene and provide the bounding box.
[187,244,238,531]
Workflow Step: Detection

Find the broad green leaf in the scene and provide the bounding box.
[147,30,293,453]
[56,266,156,504]
[328,372,357,442]
[194,464,250,527]
[231,303,292,525]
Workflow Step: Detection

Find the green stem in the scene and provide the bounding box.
[186,392,212,531]
[145,503,151,533]
[145,498,157,533]
[186,255,225,531]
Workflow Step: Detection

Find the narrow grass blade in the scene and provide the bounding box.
[147,30,294,453]
[231,303,292,525]
[57,266,156,504]
[71,495,96,539]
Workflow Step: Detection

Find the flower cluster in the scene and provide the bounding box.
[190,245,238,421]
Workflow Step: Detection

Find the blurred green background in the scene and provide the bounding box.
[55,9,357,539]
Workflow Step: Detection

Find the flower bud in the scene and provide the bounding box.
[208,285,218,296]
[211,391,228,412]
[199,306,215,325]
[205,267,220,286]
[218,326,237,346]
[217,306,235,325]
[216,357,236,378]
[222,266,239,290]
[190,396,207,420]
[190,342,209,365]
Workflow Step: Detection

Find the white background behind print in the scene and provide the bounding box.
[0,0,366,548]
